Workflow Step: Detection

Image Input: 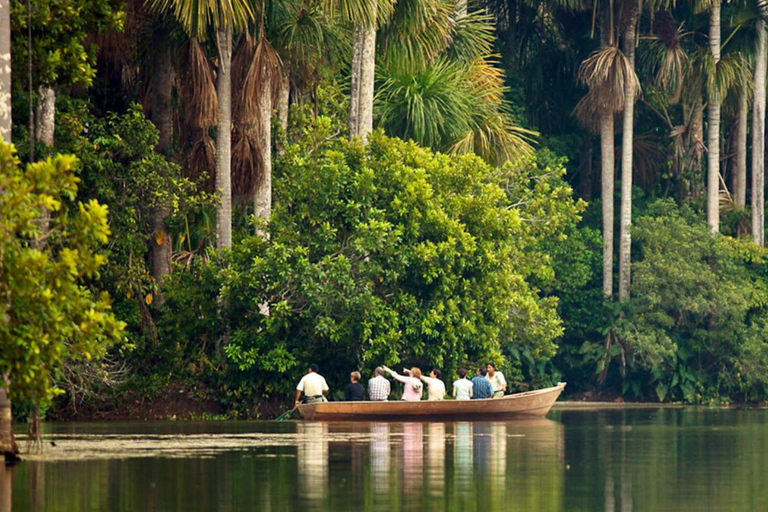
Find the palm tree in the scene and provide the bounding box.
[618,0,641,301]
[346,0,381,142]
[752,0,766,246]
[149,17,175,294]
[147,0,255,250]
[706,0,724,233]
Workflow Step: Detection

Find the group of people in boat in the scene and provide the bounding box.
[295,363,507,405]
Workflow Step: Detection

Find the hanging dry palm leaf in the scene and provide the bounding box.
[232,127,264,197]
[187,130,216,193]
[240,34,282,123]
[178,38,218,129]
[576,45,640,113]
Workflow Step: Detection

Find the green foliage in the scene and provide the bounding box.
[0,144,124,403]
[54,102,209,360]
[11,0,124,88]
[161,120,581,402]
[567,200,768,403]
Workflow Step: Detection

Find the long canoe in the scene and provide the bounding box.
[295,382,566,421]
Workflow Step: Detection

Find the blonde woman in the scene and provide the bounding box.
[382,366,424,401]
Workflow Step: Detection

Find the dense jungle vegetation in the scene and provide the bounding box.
[4,0,768,452]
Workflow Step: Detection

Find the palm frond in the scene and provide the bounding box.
[575,45,639,115]
[446,9,496,62]
[379,0,455,71]
[145,0,254,38]
[178,38,217,129]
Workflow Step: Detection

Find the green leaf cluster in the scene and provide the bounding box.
[0,144,124,403]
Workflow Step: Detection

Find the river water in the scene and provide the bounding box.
[2,407,768,511]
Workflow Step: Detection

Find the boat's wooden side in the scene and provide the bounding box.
[296,382,566,421]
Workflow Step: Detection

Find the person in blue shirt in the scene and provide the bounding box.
[471,367,493,399]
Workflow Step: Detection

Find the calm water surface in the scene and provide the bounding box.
[3,408,768,511]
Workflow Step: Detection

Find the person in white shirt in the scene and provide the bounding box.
[486,362,507,398]
[419,368,446,401]
[452,368,473,400]
[295,364,329,405]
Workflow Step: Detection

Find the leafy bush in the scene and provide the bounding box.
[572,200,768,403]
[161,121,582,405]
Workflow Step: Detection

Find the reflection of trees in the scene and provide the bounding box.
[297,422,329,505]
[0,463,11,512]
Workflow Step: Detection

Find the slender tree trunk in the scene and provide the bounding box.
[707,0,722,233]
[357,14,376,143]
[278,67,289,132]
[149,27,174,295]
[35,87,55,146]
[0,0,12,142]
[600,112,614,298]
[349,25,363,137]
[753,9,767,247]
[735,86,748,208]
[254,70,272,231]
[215,27,233,250]
[618,3,640,302]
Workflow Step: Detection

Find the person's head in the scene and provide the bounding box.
[430,368,441,379]
[410,367,422,379]
[458,368,468,379]
[309,364,319,374]
[350,371,361,383]
[477,367,487,377]
[375,366,386,377]
[486,362,496,375]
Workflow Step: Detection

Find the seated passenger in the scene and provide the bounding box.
[382,366,424,401]
[419,368,446,401]
[368,366,391,401]
[471,367,493,399]
[345,371,365,401]
[452,368,473,400]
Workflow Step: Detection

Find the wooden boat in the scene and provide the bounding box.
[295,382,566,421]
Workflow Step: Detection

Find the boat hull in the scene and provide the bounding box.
[296,382,566,421]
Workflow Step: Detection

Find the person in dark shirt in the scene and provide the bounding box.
[345,371,365,401]
[471,367,493,399]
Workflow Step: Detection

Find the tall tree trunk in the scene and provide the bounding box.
[735,85,748,208]
[254,69,272,232]
[0,0,11,142]
[600,112,614,298]
[350,2,377,143]
[149,27,174,296]
[215,27,233,250]
[753,10,767,247]
[618,3,639,302]
[707,0,722,233]
[358,15,376,143]
[35,87,55,146]
[278,66,289,133]
[0,379,19,461]
[349,25,363,137]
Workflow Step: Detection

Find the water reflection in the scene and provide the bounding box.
[426,423,445,499]
[1,463,12,512]
[297,422,329,506]
[14,409,768,511]
[401,423,424,503]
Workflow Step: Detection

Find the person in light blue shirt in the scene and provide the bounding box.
[471,367,493,399]
[452,368,473,400]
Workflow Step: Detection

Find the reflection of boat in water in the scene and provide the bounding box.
[296,383,566,421]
